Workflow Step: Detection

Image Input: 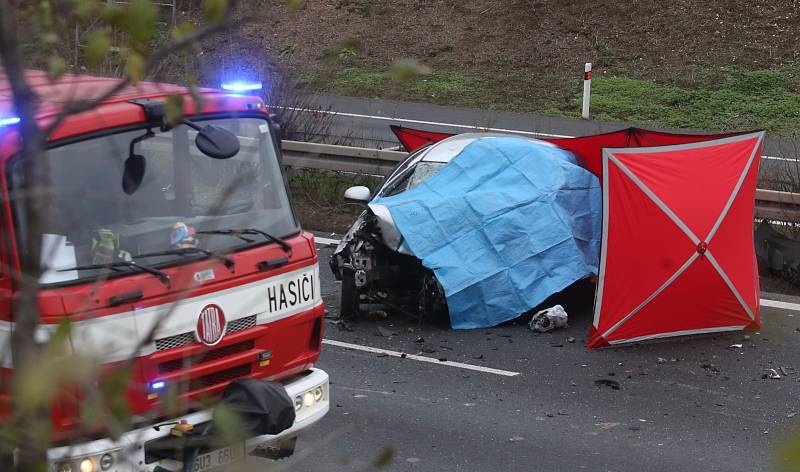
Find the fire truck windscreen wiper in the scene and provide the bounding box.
[60,261,171,287]
[197,228,292,253]
[133,247,236,271]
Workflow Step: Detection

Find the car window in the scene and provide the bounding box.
[381,161,447,198]
[408,162,447,189]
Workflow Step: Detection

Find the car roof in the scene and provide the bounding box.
[416,132,556,163]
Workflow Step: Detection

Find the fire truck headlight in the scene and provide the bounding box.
[78,458,95,472]
[294,395,303,411]
[313,386,324,402]
[302,391,315,408]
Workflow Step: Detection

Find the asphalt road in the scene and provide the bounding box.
[268,241,800,472]
[299,94,800,188]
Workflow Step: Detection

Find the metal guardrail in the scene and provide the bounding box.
[282,141,406,176]
[282,140,800,223]
[754,189,800,223]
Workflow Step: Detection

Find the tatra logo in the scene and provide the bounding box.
[195,304,226,346]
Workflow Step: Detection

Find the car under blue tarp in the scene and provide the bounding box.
[371,137,602,329]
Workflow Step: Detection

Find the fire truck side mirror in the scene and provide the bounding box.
[122,153,146,195]
[195,124,240,159]
[182,119,240,160]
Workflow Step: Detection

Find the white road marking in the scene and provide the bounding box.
[287,107,793,162]
[760,298,800,311]
[283,107,572,138]
[322,339,521,377]
[313,237,800,313]
[314,236,341,246]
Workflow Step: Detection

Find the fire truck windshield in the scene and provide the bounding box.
[9,116,298,285]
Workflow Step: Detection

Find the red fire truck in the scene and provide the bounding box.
[0,70,328,471]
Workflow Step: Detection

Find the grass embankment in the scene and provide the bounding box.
[289,169,382,233]
[320,66,800,137]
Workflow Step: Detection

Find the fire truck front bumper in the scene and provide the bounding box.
[47,368,329,472]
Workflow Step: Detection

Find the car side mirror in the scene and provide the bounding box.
[344,186,371,204]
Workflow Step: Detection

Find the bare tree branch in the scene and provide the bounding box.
[44,4,240,137]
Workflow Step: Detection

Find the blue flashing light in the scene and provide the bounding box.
[220,81,263,93]
[150,381,166,391]
[0,116,21,127]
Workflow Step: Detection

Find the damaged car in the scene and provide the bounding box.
[330,132,602,329]
[328,134,477,320]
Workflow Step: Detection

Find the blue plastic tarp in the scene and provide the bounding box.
[372,137,602,329]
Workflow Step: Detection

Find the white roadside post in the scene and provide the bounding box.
[582,62,592,120]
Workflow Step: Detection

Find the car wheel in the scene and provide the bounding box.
[418,271,447,321]
[340,267,361,319]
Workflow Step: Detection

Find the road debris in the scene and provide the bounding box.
[763,369,782,380]
[528,305,568,333]
[728,344,743,349]
[594,379,621,390]
[414,336,425,343]
[367,309,389,319]
[377,326,397,338]
[657,357,667,364]
[596,422,620,431]
[332,319,355,332]
[567,337,576,343]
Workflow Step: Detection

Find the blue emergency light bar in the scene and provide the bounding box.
[0,116,21,127]
[149,380,166,391]
[220,81,263,92]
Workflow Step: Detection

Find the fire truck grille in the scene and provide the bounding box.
[154,315,258,351]
[183,364,252,392]
[226,314,257,333]
[154,332,195,351]
[158,340,255,373]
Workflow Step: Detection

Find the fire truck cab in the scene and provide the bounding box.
[0,71,328,471]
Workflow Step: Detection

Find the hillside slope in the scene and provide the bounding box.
[201,0,800,134]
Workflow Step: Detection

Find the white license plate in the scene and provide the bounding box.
[192,443,244,472]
